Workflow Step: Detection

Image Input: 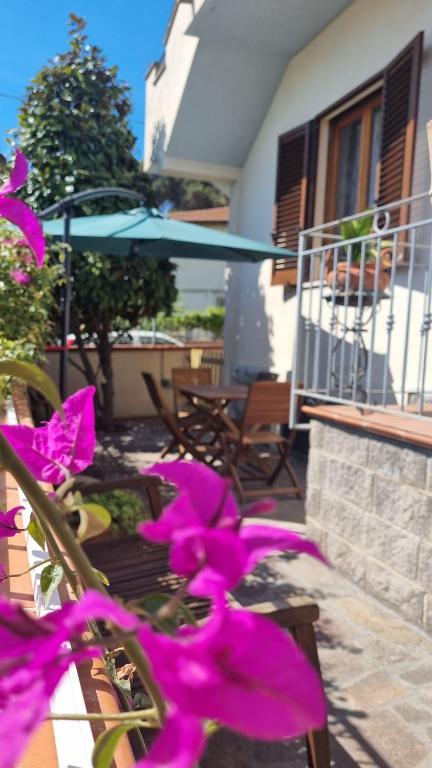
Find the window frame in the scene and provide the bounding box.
[325,90,383,221]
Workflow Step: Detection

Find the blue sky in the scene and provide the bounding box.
[0,0,173,158]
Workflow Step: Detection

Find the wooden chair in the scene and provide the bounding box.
[142,371,221,465]
[83,534,330,768]
[221,380,302,502]
[172,366,212,418]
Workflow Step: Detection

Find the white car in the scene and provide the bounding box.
[111,330,184,347]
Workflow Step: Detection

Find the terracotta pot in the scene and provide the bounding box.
[325,252,391,292]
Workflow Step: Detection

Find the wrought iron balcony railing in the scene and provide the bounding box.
[290,191,432,426]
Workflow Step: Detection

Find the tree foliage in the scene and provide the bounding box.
[17,14,177,428]
[141,307,225,339]
[0,225,60,400]
[151,176,228,212]
[17,15,152,213]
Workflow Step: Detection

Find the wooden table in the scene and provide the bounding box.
[180,383,248,433]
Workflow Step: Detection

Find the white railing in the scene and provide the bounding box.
[290,191,432,427]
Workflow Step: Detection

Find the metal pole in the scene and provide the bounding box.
[59,211,71,399]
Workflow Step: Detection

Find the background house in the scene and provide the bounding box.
[168,205,229,309]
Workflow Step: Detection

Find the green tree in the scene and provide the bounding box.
[69,251,176,429]
[18,14,177,429]
[152,176,228,211]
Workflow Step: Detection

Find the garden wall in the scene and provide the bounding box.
[306,418,432,633]
[44,343,223,419]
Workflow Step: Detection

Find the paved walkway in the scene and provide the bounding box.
[93,418,432,767]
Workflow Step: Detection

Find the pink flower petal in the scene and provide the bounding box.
[0,197,45,267]
[139,493,206,544]
[0,423,63,484]
[170,529,246,597]
[1,386,96,484]
[0,151,28,196]
[239,524,328,572]
[0,506,24,541]
[0,589,141,768]
[67,590,140,633]
[242,498,276,517]
[140,605,326,740]
[135,709,205,768]
[0,676,54,768]
[143,461,239,528]
[49,386,96,476]
[9,269,31,285]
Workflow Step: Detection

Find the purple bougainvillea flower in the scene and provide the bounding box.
[0,506,24,540]
[0,151,45,268]
[1,387,96,484]
[0,590,138,768]
[0,151,28,196]
[139,461,326,597]
[136,709,205,768]
[139,601,326,744]
[0,564,6,584]
[9,268,31,285]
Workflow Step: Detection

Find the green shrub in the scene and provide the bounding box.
[0,224,60,402]
[141,306,225,339]
[86,489,150,537]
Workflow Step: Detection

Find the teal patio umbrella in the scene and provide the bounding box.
[43,206,295,263]
[42,196,296,396]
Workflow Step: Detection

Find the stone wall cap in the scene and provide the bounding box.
[303,404,432,451]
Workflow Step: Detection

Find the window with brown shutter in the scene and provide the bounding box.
[271,123,315,286]
[377,32,423,225]
[272,32,423,286]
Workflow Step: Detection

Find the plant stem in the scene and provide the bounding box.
[48,708,157,723]
[6,556,54,579]
[0,432,165,723]
[31,500,80,597]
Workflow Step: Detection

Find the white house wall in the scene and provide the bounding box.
[145,2,198,171]
[225,0,432,387]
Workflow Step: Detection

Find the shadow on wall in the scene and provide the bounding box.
[295,317,397,407]
[150,120,167,167]
[224,261,274,384]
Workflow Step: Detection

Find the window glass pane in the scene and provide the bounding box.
[368,106,382,207]
[335,119,361,218]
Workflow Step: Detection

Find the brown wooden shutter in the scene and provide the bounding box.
[378,32,423,224]
[271,122,316,286]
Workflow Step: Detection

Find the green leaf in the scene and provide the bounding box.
[92,567,110,586]
[92,722,142,768]
[40,563,64,606]
[77,503,111,542]
[134,593,196,633]
[0,360,63,414]
[132,692,152,710]
[177,602,198,627]
[27,513,46,550]
[112,676,132,698]
[104,655,131,697]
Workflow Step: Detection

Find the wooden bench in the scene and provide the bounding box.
[82,479,330,768]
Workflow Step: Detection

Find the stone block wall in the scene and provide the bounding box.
[306,419,432,633]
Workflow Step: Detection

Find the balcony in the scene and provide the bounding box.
[144,0,352,181]
[290,191,432,427]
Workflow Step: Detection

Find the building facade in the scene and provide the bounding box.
[145,0,432,385]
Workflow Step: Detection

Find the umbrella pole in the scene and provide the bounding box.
[59,210,71,400]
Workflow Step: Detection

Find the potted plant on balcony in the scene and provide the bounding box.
[325,214,392,292]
